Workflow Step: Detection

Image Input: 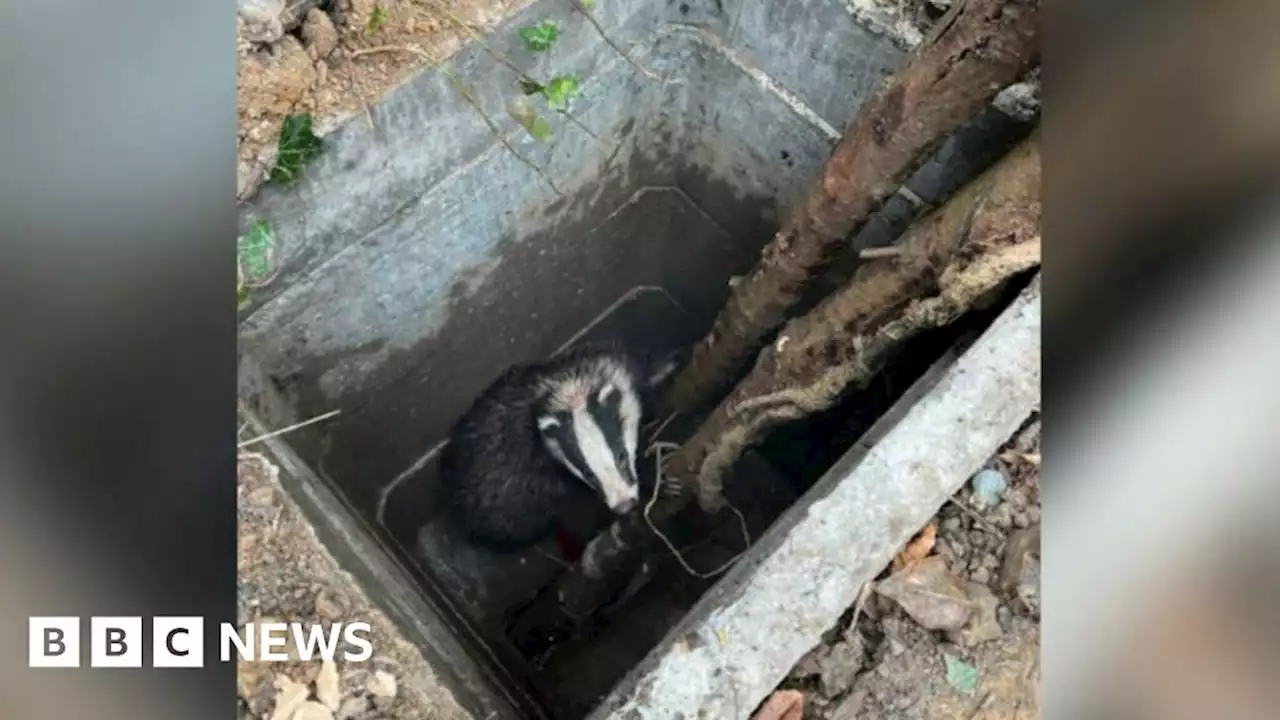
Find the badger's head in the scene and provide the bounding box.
[534,359,643,515]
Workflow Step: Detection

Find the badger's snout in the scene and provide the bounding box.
[598,465,640,515]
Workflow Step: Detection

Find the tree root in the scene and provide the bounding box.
[662,0,1041,416]
[506,132,1041,656]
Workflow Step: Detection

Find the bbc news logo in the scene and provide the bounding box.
[29,617,373,668]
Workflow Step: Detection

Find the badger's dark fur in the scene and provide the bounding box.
[439,342,675,552]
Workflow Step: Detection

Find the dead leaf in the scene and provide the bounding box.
[751,689,805,720]
[267,676,310,720]
[366,669,397,698]
[999,450,1041,467]
[952,582,1004,647]
[876,556,973,631]
[315,659,341,711]
[893,523,937,571]
[290,701,336,720]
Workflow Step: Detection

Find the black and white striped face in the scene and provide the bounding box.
[536,364,642,515]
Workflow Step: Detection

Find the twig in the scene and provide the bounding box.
[642,441,750,579]
[351,45,562,195]
[968,691,993,719]
[567,0,661,80]
[642,411,680,448]
[946,495,1004,537]
[238,409,342,449]
[859,246,904,260]
[421,0,607,144]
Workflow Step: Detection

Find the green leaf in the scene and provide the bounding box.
[943,654,979,695]
[237,220,276,284]
[237,282,252,310]
[542,74,582,111]
[268,114,325,185]
[519,78,545,95]
[366,5,387,35]
[580,0,597,9]
[519,20,560,52]
[529,117,554,142]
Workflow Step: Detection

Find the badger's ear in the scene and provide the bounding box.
[536,414,560,432]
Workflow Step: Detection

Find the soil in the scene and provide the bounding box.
[236,452,473,720]
[775,413,1041,720]
[237,0,533,201]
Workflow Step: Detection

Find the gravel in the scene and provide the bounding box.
[237,453,473,720]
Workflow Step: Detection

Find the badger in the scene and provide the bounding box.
[439,342,678,553]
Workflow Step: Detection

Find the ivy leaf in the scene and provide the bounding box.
[268,114,325,185]
[519,78,544,96]
[529,117,554,141]
[366,4,387,35]
[542,74,582,111]
[237,220,276,284]
[237,281,252,310]
[519,20,560,52]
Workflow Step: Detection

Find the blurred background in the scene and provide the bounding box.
[2,0,1280,717]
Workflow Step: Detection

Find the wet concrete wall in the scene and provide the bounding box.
[237,0,934,516]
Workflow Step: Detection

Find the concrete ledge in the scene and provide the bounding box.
[590,275,1042,719]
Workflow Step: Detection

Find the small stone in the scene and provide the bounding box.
[314,589,348,620]
[340,668,369,696]
[1013,512,1030,529]
[366,669,397,699]
[816,634,865,698]
[246,486,276,506]
[336,697,370,720]
[301,9,339,59]
[969,530,986,546]
[990,505,1013,530]
[970,567,990,584]
[1027,506,1041,523]
[1000,525,1041,616]
[951,541,967,558]
[315,659,341,711]
[970,468,1007,508]
[942,516,962,533]
[1004,488,1029,509]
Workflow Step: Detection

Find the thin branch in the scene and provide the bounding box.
[238,409,342,449]
[859,246,904,260]
[350,45,562,195]
[420,0,608,144]
[568,0,661,80]
[642,441,750,579]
